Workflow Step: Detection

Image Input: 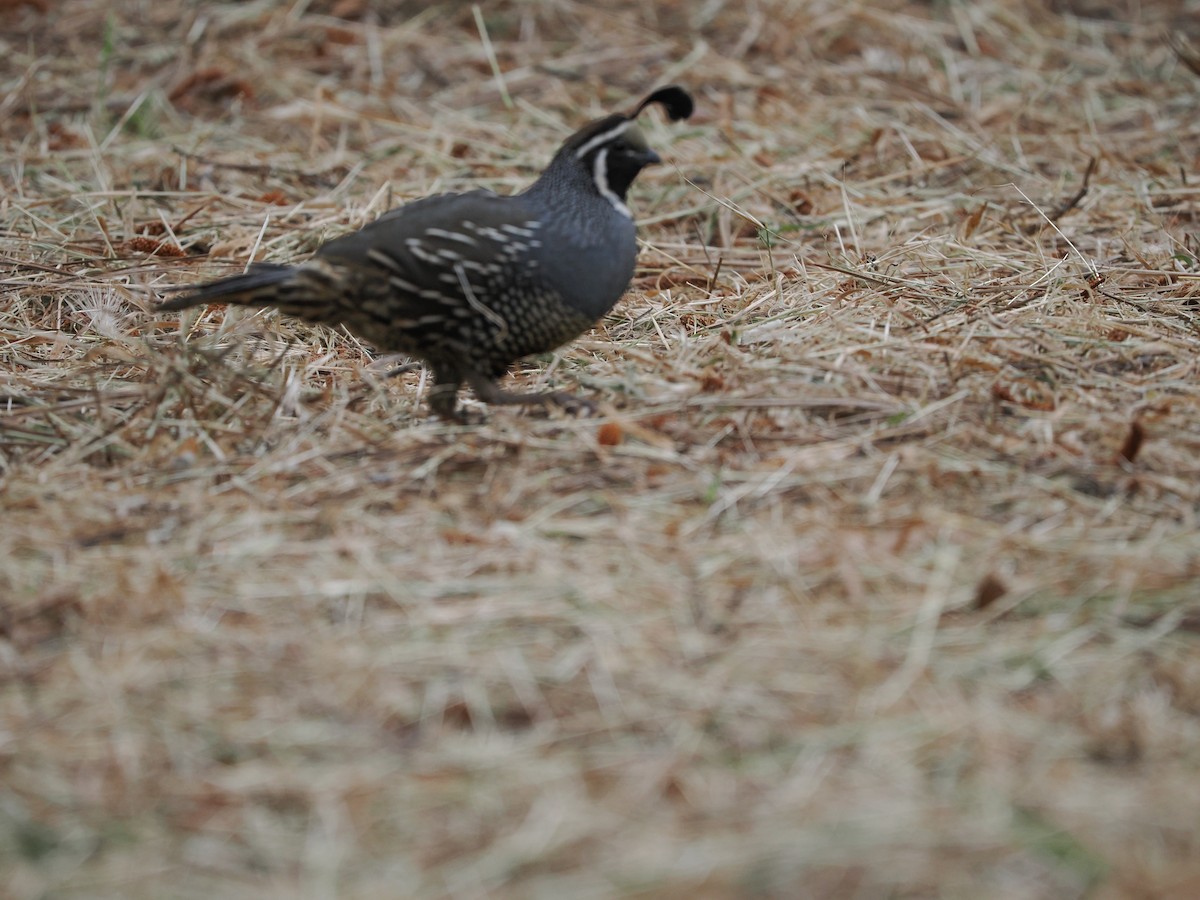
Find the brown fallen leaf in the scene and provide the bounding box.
[1116,420,1145,464]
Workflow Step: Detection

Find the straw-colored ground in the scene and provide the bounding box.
[3,1,1199,897]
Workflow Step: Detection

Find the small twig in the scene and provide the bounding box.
[245,211,272,271]
[169,200,214,235]
[1048,156,1098,224]
[1166,32,1200,78]
[1012,183,1098,277]
[473,5,512,110]
[706,255,724,295]
[170,146,344,187]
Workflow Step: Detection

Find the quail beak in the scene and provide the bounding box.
[642,148,662,166]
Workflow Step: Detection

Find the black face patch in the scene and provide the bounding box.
[576,126,661,211]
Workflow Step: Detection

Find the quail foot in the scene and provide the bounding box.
[159,86,694,420]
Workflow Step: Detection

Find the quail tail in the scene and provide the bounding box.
[158,263,297,311]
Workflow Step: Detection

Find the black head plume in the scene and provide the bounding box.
[630,86,694,122]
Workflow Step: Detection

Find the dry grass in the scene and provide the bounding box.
[3,0,1200,897]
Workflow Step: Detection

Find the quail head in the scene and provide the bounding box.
[159,86,694,419]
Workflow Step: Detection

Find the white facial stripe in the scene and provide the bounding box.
[573,119,633,160]
[593,147,632,219]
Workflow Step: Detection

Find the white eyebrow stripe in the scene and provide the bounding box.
[593,147,632,219]
[573,120,633,159]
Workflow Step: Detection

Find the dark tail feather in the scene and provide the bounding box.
[157,263,296,311]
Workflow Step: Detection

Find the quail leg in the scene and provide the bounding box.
[426,376,464,420]
[384,361,422,377]
[467,374,595,416]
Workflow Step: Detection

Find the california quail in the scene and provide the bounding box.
[159,86,693,419]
